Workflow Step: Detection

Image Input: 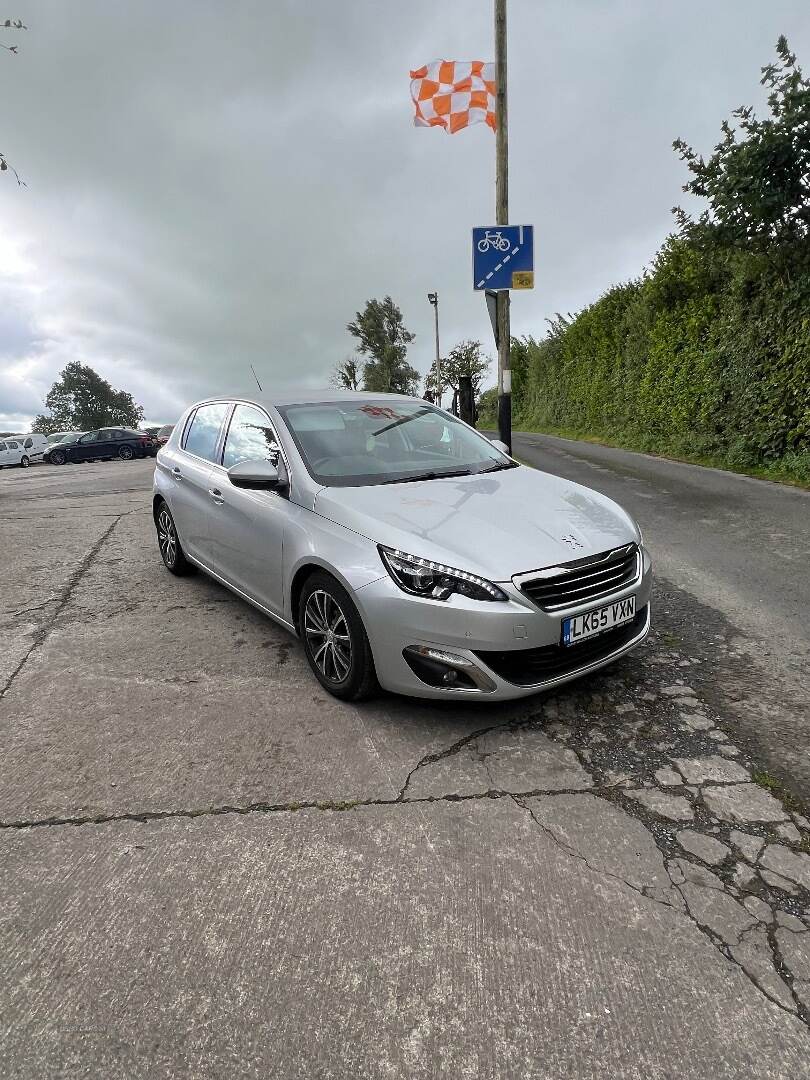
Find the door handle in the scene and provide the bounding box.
[172,467,183,480]
[209,488,224,505]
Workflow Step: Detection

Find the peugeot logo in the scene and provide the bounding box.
[560,534,584,550]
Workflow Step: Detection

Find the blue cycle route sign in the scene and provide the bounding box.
[472,225,534,291]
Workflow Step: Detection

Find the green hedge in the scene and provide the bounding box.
[480,234,810,483]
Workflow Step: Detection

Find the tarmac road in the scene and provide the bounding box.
[1,457,810,1079]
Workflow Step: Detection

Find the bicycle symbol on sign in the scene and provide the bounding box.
[476,230,512,254]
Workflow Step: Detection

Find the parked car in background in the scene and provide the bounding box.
[47,428,157,465]
[156,424,174,446]
[0,438,30,468]
[45,431,82,447]
[42,432,85,464]
[144,426,161,437]
[13,434,48,463]
[153,392,651,702]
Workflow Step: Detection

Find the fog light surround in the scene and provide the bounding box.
[403,645,497,693]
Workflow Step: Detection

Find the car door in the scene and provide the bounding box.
[208,402,288,618]
[169,401,230,564]
[94,429,118,459]
[0,441,9,466]
[71,431,98,462]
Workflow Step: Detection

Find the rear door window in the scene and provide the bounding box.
[183,403,230,463]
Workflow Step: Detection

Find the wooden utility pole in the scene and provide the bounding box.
[495,0,510,451]
[427,291,441,409]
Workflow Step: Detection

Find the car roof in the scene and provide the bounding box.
[189,389,423,410]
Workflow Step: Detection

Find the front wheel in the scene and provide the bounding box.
[19,456,30,468]
[119,445,135,460]
[155,502,193,576]
[299,573,377,701]
[50,449,66,465]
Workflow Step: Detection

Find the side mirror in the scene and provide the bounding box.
[227,458,288,491]
[489,438,510,455]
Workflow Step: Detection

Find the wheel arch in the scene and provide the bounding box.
[289,559,367,636]
[290,562,328,635]
[152,493,167,524]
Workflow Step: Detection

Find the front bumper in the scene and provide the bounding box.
[355,548,652,701]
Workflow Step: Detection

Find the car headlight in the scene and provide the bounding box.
[379,546,507,602]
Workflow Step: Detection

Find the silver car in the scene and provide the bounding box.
[152,392,651,701]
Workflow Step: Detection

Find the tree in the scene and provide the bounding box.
[347,296,419,395]
[331,356,363,391]
[34,362,145,434]
[673,36,810,256]
[1,18,27,185]
[476,386,499,428]
[424,340,491,411]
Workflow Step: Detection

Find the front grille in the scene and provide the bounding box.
[474,605,648,687]
[515,543,640,612]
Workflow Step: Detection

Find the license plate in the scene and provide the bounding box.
[562,595,636,646]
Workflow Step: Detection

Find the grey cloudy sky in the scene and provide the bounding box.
[2,0,809,429]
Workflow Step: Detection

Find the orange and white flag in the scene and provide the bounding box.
[410,60,496,134]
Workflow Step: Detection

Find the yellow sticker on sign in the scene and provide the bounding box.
[512,270,534,290]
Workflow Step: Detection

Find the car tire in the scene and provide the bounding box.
[155,501,193,576]
[299,572,378,701]
[50,449,66,465]
[119,445,135,460]
[19,456,30,468]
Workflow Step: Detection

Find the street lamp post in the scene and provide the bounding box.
[427,291,441,409]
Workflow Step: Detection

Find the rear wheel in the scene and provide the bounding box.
[299,572,377,701]
[155,502,193,576]
[119,445,135,460]
[19,456,30,468]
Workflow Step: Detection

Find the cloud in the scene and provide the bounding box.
[1,0,808,429]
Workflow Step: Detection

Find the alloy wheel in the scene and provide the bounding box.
[304,589,352,683]
[157,508,177,569]
[119,445,134,460]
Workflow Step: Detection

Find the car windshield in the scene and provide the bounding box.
[59,432,84,444]
[278,399,515,487]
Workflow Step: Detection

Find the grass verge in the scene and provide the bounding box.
[506,422,810,491]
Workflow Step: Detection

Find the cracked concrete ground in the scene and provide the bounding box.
[2,459,810,1079]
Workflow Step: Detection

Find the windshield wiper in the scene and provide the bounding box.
[371,408,432,438]
[380,468,473,485]
[478,461,519,473]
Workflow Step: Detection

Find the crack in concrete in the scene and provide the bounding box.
[1,514,126,700]
[0,785,579,832]
[396,717,523,801]
[510,792,809,1028]
[9,596,60,619]
[766,920,810,1021]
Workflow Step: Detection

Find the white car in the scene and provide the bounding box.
[14,434,48,463]
[0,439,30,469]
